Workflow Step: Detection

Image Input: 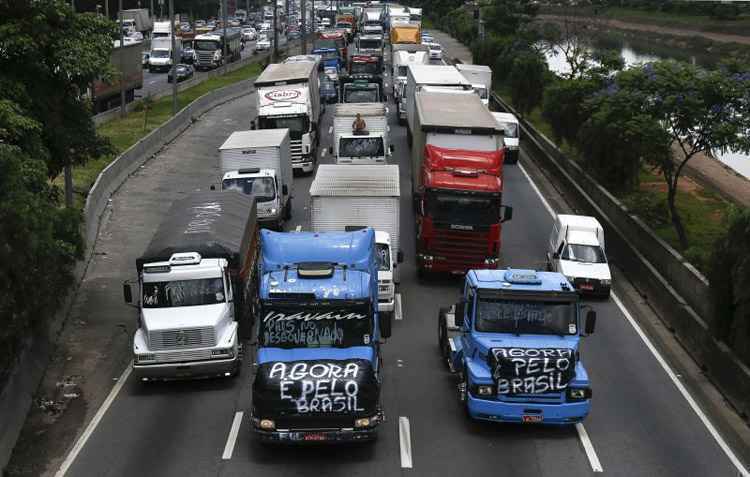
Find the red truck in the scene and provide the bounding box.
[318,31,348,66]
[415,144,513,276]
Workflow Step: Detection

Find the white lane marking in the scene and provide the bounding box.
[612,293,750,476]
[576,423,604,473]
[448,337,456,353]
[395,293,403,320]
[54,362,133,477]
[399,416,413,469]
[519,142,750,475]
[222,411,244,460]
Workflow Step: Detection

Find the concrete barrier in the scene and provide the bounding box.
[489,92,750,417]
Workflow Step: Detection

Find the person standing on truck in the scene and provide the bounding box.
[353,112,367,132]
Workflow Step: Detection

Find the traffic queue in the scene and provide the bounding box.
[124,1,614,443]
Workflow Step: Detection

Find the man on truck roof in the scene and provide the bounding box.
[353,113,367,132]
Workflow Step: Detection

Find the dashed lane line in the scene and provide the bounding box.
[399,416,413,469]
[222,411,244,460]
[576,423,604,473]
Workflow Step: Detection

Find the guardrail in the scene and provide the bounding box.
[488,91,750,418]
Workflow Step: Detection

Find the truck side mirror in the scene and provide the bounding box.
[123,281,133,304]
[585,310,597,335]
[454,300,465,327]
[379,311,392,338]
[397,250,403,263]
[282,184,288,195]
[501,205,513,223]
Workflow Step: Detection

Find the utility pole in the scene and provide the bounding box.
[273,0,279,61]
[105,0,109,19]
[170,0,177,114]
[66,0,75,208]
[300,0,306,54]
[119,0,126,118]
[223,0,228,73]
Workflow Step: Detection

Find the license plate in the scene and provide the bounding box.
[522,415,543,423]
[303,433,327,441]
[580,283,594,291]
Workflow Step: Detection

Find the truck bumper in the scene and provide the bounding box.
[253,425,379,443]
[133,356,239,381]
[417,254,498,275]
[292,156,315,173]
[467,394,590,425]
[378,296,394,313]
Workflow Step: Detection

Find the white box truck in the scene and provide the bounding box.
[391,44,429,115]
[218,129,293,230]
[329,103,392,165]
[546,214,611,297]
[411,91,504,195]
[253,61,321,173]
[309,164,403,319]
[455,63,492,107]
[149,36,181,73]
[404,64,471,138]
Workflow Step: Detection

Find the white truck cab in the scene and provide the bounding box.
[221,169,286,226]
[492,112,520,164]
[546,214,612,297]
[329,103,392,165]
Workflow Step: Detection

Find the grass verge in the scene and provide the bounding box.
[63,61,263,210]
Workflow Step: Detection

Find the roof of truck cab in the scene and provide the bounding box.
[416,92,499,132]
[310,165,400,197]
[455,63,492,73]
[255,62,315,85]
[219,129,289,150]
[424,169,501,193]
[335,102,386,117]
[557,214,602,230]
[408,64,470,85]
[469,269,577,294]
[260,267,371,300]
[260,228,375,273]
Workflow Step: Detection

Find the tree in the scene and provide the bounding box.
[537,10,609,81]
[508,50,548,117]
[482,0,539,38]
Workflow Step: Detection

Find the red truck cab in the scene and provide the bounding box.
[319,31,348,66]
[416,145,512,276]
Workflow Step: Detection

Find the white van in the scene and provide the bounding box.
[546,214,611,297]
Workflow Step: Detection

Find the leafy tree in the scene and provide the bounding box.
[508,50,548,117]
[482,0,539,38]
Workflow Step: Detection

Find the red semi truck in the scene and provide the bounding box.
[415,144,513,276]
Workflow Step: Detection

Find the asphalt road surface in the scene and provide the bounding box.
[56,49,745,477]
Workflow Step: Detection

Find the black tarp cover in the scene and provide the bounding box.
[489,347,577,395]
[253,359,379,417]
[136,191,257,274]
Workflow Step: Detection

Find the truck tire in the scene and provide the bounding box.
[438,307,450,363]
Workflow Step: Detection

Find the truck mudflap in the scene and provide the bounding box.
[252,358,381,442]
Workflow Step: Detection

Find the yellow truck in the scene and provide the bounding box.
[390,23,420,45]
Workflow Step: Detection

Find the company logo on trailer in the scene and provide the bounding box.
[265,89,302,101]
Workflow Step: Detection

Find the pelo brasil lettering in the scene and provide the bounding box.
[491,348,576,394]
[270,362,364,414]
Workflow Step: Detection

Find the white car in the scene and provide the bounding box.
[242,27,257,41]
[425,42,442,60]
[256,35,271,51]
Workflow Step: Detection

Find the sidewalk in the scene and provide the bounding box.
[428,28,750,209]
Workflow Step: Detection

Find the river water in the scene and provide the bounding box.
[542,37,750,178]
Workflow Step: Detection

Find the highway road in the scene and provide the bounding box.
[48,38,747,477]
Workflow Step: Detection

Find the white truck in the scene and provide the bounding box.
[218,129,293,230]
[309,164,403,320]
[124,191,259,381]
[404,64,471,136]
[456,63,493,107]
[149,36,181,73]
[194,29,242,70]
[546,214,612,297]
[391,44,429,115]
[253,61,321,174]
[410,91,504,195]
[492,112,520,164]
[329,103,392,165]
[152,21,172,38]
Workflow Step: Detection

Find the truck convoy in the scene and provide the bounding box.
[439,269,596,424]
[455,64,493,107]
[251,228,390,442]
[403,64,472,129]
[330,103,391,164]
[194,28,242,70]
[309,165,402,321]
[218,129,294,230]
[91,40,143,113]
[124,191,259,380]
[411,92,512,275]
[254,61,321,174]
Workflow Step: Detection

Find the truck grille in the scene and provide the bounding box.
[275,415,354,430]
[152,349,213,363]
[430,227,491,269]
[290,139,303,162]
[149,327,216,350]
[196,51,215,66]
[498,392,565,405]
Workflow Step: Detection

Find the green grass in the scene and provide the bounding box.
[60,61,263,210]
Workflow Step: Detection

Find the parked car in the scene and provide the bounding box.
[426,42,442,60]
[229,18,241,27]
[255,35,271,51]
[167,64,195,83]
[181,45,196,64]
[241,27,257,41]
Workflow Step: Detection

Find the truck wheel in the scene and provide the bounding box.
[438,308,449,362]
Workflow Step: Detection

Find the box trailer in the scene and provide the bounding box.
[404,64,471,134]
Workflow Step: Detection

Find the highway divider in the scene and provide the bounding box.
[489,92,750,418]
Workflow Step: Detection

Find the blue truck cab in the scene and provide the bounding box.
[438,269,597,425]
[251,228,391,442]
[312,47,342,71]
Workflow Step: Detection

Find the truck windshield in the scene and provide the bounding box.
[339,137,384,157]
[376,243,390,272]
[258,115,309,140]
[351,62,379,75]
[344,87,378,103]
[151,49,171,58]
[314,39,337,50]
[195,40,220,51]
[562,244,607,264]
[142,278,226,308]
[259,302,373,348]
[476,298,577,335]
[222,177,276,202]
[426,191,500,226]
[498,122,519,138]
[359,39,382,49]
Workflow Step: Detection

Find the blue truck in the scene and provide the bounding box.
[312,44,342,71]
[438,269,596,425]
[251,228,391,442]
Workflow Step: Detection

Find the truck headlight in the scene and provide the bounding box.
[211,348,234,358]
[270,208,277,215]
[354,415,379,428]
[484,257,498,265]
[259,419,275,430]
[567,387,592,401]
[476,385,494,396]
